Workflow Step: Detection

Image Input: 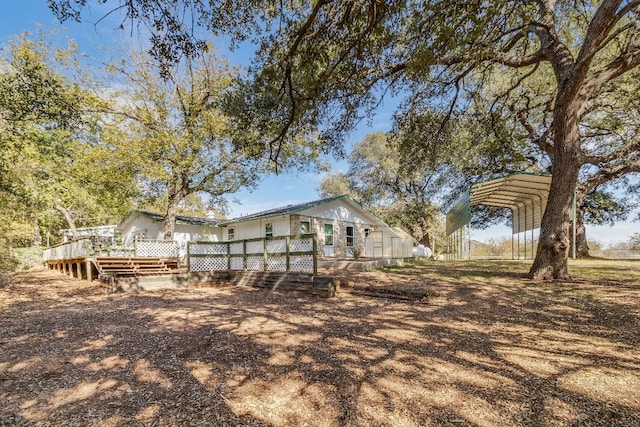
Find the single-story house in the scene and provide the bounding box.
[116,195,414,259]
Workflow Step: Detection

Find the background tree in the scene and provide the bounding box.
[0,33,134,249]
[630,232,640,250]
[51,0,640,279]
[319,131,442,247]
[320,110,534,248]
[102,50,260,239]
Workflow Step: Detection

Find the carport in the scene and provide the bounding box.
[445,173,552,259]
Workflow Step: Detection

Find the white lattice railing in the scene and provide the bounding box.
[188,234,317,274]
[135,240,181,258]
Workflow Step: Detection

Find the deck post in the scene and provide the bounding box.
[86,259,93,282]
[76,260,82,279]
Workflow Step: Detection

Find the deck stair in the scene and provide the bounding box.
[95,257,177,278]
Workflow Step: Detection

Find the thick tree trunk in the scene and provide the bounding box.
[163,180,189,240]
[574,208,592,258]
[418,232,431,248]
[163,198,179,240]
[528,169,579,279]
[529,101,582,280]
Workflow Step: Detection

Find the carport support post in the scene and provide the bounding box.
[468,224,471,260]
[511,209,515,260]
[531,220,534,259]
[524,203,527,260]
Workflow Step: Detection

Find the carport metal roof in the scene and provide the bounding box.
[446,173,552,236]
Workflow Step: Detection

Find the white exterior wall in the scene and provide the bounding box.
[119,214,221,246]
[120,216,164,247]
[226,215,291,241]
[299,200,381,226]
[173,224,221,243]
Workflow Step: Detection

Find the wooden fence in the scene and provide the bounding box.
[187,234,317,275]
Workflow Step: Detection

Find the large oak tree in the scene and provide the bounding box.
[101,50,260,239]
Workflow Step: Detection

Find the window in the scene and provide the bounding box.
[265,222,273,237]
[324,223,333,245]
[228,228,235,241]
[364,228,370,237]
[346,226,354,247]
[300,221,310,234]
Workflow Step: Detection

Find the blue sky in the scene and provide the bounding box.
[2,1,638,246]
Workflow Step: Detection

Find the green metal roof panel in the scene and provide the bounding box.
[446,190,471,236]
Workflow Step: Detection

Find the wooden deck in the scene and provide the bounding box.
[45,256,182,282]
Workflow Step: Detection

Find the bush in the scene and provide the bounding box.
[0,246,44,272]
[13,247,44,270]
[351,246,363,260]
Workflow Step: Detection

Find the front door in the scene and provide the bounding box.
[324,223,334,257]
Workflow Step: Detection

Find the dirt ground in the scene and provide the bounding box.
[1,260,639,426]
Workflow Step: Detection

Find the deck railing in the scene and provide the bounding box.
[43,238,182,261]
[42,238,93,261]
[188,234,317,274]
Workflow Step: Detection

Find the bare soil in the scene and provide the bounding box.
[1,260,639,426]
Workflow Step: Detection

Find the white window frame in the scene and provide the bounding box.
[346,225,354,248]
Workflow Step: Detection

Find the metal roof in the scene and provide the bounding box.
[446,173,552,236]
[217,195,384,226]
[120,210,223,228]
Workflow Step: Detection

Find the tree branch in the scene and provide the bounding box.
[579,46,640,112]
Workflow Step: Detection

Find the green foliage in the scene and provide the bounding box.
[630,233,640,250]
[12,247,44,271]
[350,245,363,260]
[319,128,444,246]
[101,49,261,237]
[582,190,632,226]
[0,32,137,246]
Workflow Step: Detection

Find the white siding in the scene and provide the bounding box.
[174,224,221,242]
[119,214,221,246]
[300,199,382,225]
[229,215,291,240]
[120,216,163,247]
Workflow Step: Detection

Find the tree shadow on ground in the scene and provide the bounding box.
[0,267,639,426]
